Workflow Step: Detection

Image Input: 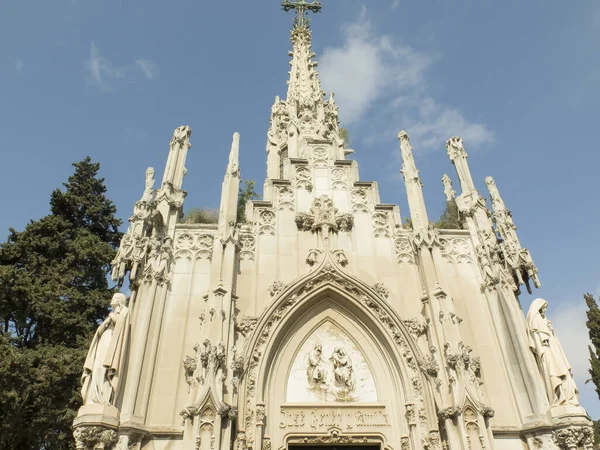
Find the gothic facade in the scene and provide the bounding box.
[73,3,593,450]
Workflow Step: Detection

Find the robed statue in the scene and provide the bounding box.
[526,298,579,407]
[305,343,327,387]
[81,293,130,406]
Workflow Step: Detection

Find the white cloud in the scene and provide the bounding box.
[136,59,159,80]
[15,58,23,73]
[318,8,494,152]
[391,0,401,10]
[84,42,158,90]
[85,42,125,90]
[550,299,591,384]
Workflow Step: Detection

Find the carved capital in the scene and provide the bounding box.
[438,406,460,421]
[553,426,594,450]
[74,426,118,450]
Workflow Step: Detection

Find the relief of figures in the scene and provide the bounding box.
[288,322,376,403]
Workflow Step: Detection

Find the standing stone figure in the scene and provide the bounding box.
[81,293,130,406]
[330,347,355,392]
[305,343,327,387]
[526,298,579,407]
[140,167,155,203]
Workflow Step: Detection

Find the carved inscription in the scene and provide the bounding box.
[279,406,390,431]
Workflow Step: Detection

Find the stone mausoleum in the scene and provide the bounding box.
[73,2,594,449]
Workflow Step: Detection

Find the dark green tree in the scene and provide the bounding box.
[237,180,259,223]
[584,293,600,402]
[0,157,122,450]
[434,199,463,230]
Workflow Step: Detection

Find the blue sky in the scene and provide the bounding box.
[1,0,599,417]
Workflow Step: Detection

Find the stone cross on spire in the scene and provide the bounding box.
[282,0,322,28]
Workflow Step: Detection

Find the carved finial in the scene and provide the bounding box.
[398,130,429,231]
[227,132,240,178]
[441,174,456,202]
[282,0,322,28]
[445,136,475,193]
[163,125,192,188]
[484,176,506,212]
[445,136,467,161]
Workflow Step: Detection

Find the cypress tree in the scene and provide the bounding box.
[0,157,122,450]
[584,293,600,402]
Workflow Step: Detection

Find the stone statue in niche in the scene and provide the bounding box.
[526,298,580,407]
[81,293,130,406]
[306,343,327,387]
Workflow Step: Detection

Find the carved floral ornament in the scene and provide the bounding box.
[296,195,353,234]
[238,255,437,448]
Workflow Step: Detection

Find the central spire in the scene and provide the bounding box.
[282,0,322,28]
[282,0,325,119]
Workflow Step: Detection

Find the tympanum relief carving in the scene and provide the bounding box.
[287,322,377,403]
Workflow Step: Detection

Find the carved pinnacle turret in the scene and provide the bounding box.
[446,136,475,193]
[398,131,429,231]
[485,176,541,292]
[218,133,242,232]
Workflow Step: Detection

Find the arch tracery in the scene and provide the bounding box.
[238,255,442,450]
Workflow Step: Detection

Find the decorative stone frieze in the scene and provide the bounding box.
[439,237,473,265]
[258,209,276,236]
[295,165,313,191]
[331,167,347,189]
[174,231,214,261]
[394,235,416,264]
[277,186,295,211]
[239,233,256,261]
[351,188,369,213]
[372,212,391,238]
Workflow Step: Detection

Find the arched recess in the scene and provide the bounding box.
[238,259,441,450]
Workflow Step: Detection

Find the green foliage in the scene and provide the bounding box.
[181,208,219,225]
[339,127,351,148]
[434,199,463,230]
[0,157,122,450]
[593,419,600,445]
[237,180,259,223]
[585,293,600,402]
[402,218,413,230]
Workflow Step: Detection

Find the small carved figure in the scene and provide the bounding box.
[81,293,130,406]
[441,174,456,202]
[526,299,580,407]
[305,343,327,386]
[111,234,134,283]
[140,167,155,203]
[330,347,355,392]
